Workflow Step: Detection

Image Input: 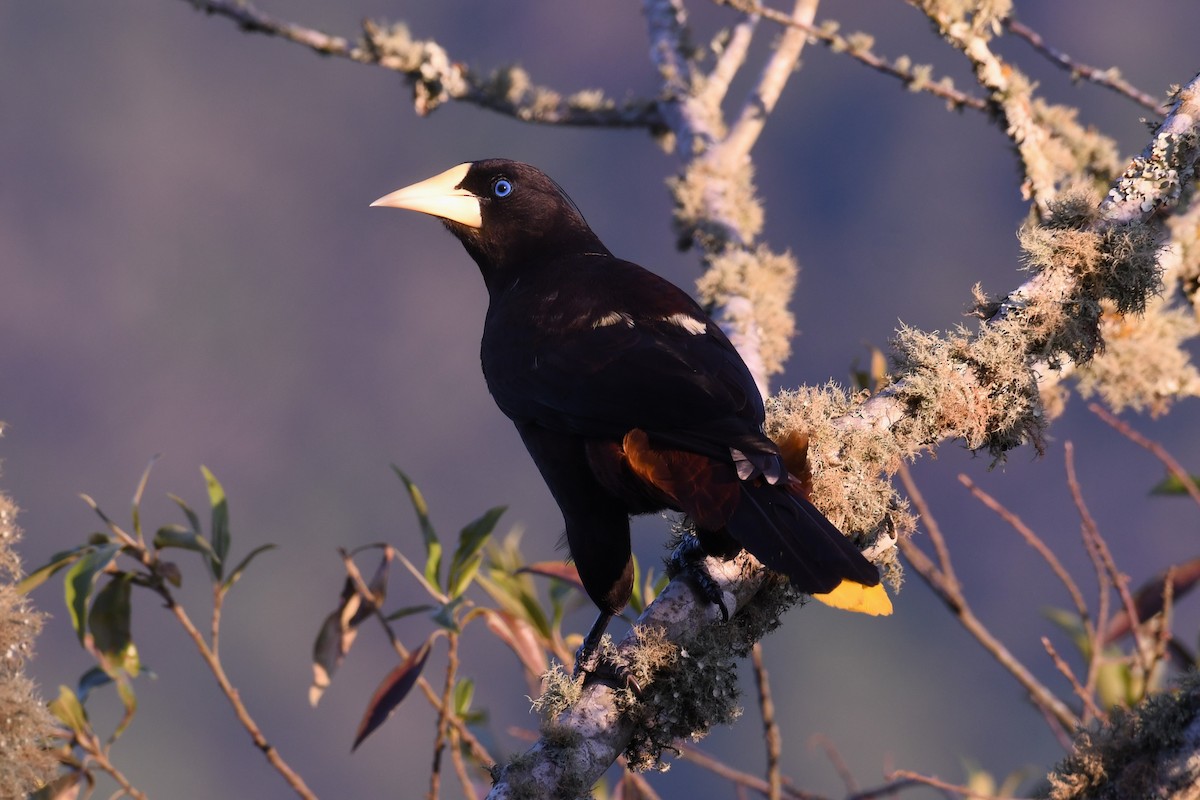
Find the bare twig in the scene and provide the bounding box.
[1089,403,1200,510]
[897,466,1078,733]
[1005,18,1165,113]
[678,743,823,799]
[898,464,957,587]
[957,474,1089,625]
[1040,636,1105,723]
[887,769,1032,800]
[808,734,858,794]
[162,597,318,799]
[751,643,783,800]
[1064,443,1152,679]
[429,633,460,800]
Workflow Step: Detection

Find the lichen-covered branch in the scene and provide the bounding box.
[1005,18,1166,114]
[722,0,988,112]
[0,430,59,796]
[839,72,1200,454]
[486,552,797,799]
[184,0,664,130]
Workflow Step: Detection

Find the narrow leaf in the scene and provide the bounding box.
[352,637,433,750]
[384,604,435,621]
[168,492,202,534]
[392,467,441,588]
[111,676,138,742]
[49,685,89,734]
[64,543,122,644]
[309,577,366,706]
[76,666,113,705]
[130,454,160,541]
[88,572,136,676]
[453,678,474,716]
[17,546,91,595]
[221,543,278,593]
[201,465,231,580]
[153,524,218,564]
[447,505,505,598]
[483,609,549,679]
[1150,472,1200,496]
[518,561,586,593]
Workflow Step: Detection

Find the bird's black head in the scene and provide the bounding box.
[372,159,610,292]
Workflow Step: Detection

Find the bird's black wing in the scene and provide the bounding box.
[481,256,777,464]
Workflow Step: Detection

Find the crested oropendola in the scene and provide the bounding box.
[372,159,891,678]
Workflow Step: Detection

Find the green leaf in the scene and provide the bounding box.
[88,572,137,676]
[112,675,138,743]
[384,604,435,621]
[77,666,113,704]
[447,505,505,599]
[64,543,122,644]
[49,685,89,735]
[352,637,433,751]
[130,455,159,542]
[221,543,278,594]
[201,466,230,581]
[153,524,218,568]
[453,678,474,716]
[1150,472,1200,496]
[168,492,203,534]
[17,545,91,595]
[431,596,467,632]
[392,467,441,589]
[1042,606,1091,658]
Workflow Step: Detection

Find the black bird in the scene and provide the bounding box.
[372,159,890,675]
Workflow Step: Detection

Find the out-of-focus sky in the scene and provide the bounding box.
[3,2,1198,798]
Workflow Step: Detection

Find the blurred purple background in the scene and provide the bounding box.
[4,2,1199,797]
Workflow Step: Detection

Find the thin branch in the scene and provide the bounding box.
[898,464,958,587]
[751,643,783,800]
[887,769,1033,800]
[428,633,460,800]
[1040,636,1105,723]
[1089,402,1200,510]
[896,468,1078,733]
[162,596,318,799]
[184,0,662,129]
[448,727,479,800]
[1064,441,1161,696]
[808,734,858,794]
[956,474,1089,625]
[720,0,987,112]
[1005,18,1165,113]
[678,743,823,799]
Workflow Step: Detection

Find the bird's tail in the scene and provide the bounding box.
[726,479,892,616]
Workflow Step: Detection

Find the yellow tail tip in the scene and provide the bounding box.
[812,581,893,616]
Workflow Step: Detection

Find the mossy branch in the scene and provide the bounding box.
[184,0,664,131]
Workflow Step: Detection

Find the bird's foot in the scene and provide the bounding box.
[574,639,643,696]
[670,535,731,622]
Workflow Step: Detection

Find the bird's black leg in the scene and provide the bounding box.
[573,610,643,695]
[671,533,732,622]
[573,610,612,677]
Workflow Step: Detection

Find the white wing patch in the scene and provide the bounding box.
[592,310,635,329]
[663,312,708,335]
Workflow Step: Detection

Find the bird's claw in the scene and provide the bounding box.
[573,641,643,696]
[671,536,731,622]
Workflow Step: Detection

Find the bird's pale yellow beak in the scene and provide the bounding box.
[370,162,482,229]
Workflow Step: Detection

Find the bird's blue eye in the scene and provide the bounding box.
[492,178,513,198]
